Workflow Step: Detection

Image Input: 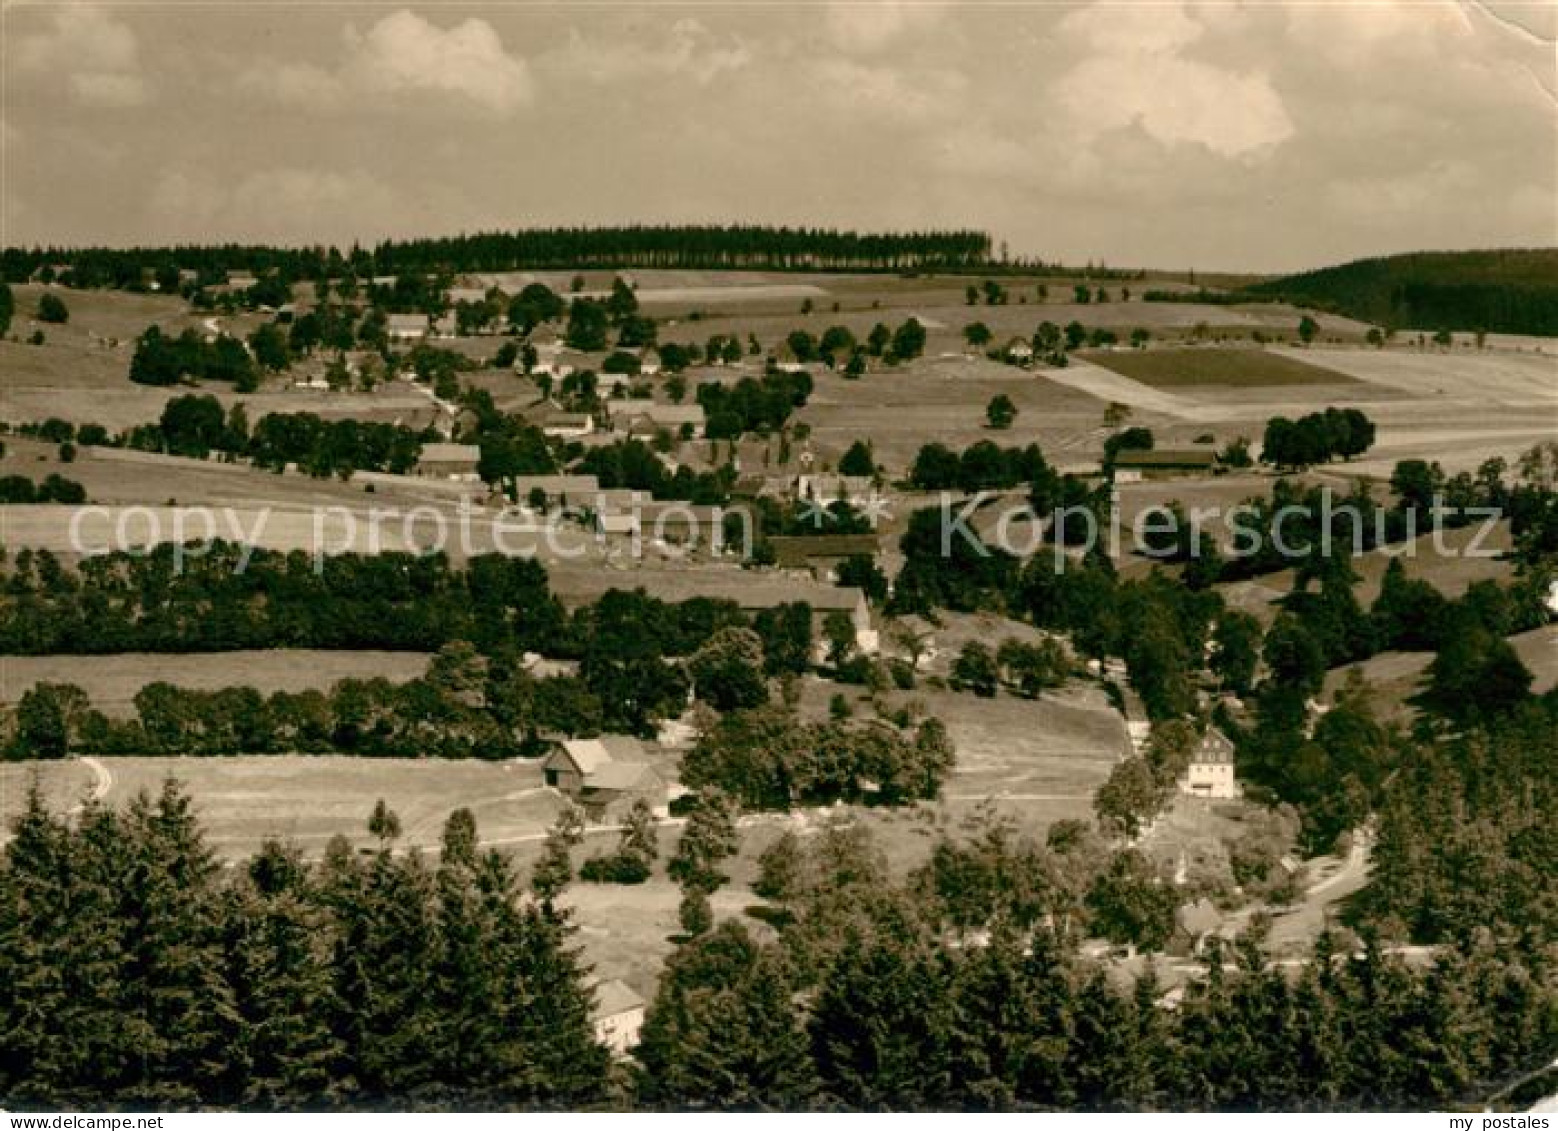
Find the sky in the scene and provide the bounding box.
[3,0,1555,272]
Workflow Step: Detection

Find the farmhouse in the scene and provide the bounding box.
[387,313,430,342]
[415,443,481,481]
[596,501,734,545]
[1003,337,1035,363]
[605,400,706,439]
[532,356,575,381]
[511,474,602,507]
[769,534,880,580]
[591,980,647,1057]
[1112,449,1220,476]
[595,372,637,398]
[542,737,667,818]
[1178,727,1240,800]
[540,411,596,439]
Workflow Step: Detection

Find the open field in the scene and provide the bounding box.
[1080,347,1359,388]
[0,755,564,858]
[0,650,432,717]
[0,437,473,511]
[795,353,1123,472]
[1288,346,1558,406]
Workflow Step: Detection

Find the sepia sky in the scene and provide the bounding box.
[3,0,1554,271]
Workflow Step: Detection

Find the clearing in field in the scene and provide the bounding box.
[1324,624,1558,722]
[1081,347,1359,389]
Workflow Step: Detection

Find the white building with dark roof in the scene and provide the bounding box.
[1179,727,1239,800]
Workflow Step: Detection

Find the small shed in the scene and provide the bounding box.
[415,443,481,482]
[591,979,647,1056]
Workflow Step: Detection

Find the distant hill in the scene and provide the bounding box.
[1242,248,1558,336]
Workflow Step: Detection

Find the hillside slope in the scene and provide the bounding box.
[1244,248,1558,335]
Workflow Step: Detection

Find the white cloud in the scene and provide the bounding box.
[343,10,534,112]
[541,18,751,86]
[823,1,948,53]
[238,9,533,113]
[807,57,966,125]
[1051,1,1293,159]
[14,5,149,108]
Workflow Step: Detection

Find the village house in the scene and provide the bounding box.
[541,736,667,819]
[594,372,637,399]
[598,500,739,546]
[768,533,880,581]
[387,313,430,342]
[540,411,596,440]
[510,474,602,509]
[1178,727,1240,800]
[1111,448,1220,477]
[414,443,481,482]
[605,400,707,439]
[591,980,647,1057]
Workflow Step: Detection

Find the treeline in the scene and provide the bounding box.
[0,546,563,656]
[9,646,602,761]
[1242,248,1558,336]
[1,225,994,284]
[0,549,848,739]
[161,403,428,477]
[0,785,610,1109]
[57,393,435,478]
[0,474,87,505]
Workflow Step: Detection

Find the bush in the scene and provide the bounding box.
[579,852,652,885]
[37,293,69,324]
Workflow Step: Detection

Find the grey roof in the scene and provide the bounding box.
[586,762,662,792]
[606,400,706,425]
[592,979,646,1020]
[769,534,880,567]
[1193,728,1236,765]
[512,474,601,496]
[1113,448,1218,469]
[418,443,480,464]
